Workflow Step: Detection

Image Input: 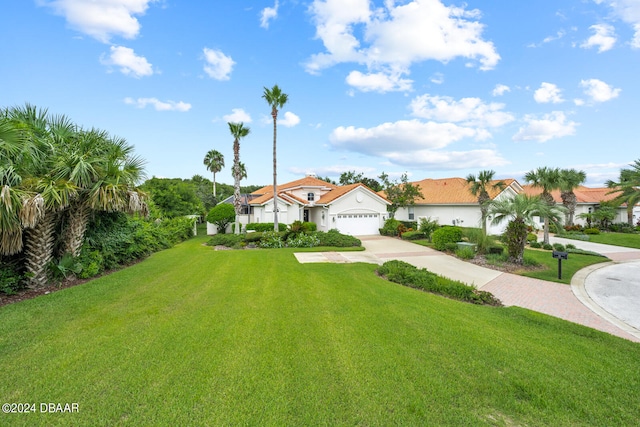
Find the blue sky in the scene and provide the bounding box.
[2,1,639,187]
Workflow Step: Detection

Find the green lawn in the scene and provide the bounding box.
[1,236,639,426]
[521,249,608,284]
[574,231,640,249]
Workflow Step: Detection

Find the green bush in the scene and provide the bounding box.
[0,258,26,295]
[246,222,287,232]
[455,246,476,260]
[380,218,402,236]
[400,231,427,240]
[527,233,538,243]
[584,228,600,235]
[243,232,264,243]
[432,226,463,251]
[315,229,361,247]
[377,260,501,306]
[542,243,553,251]
[260,231,285,248]
[552,243,566,252]
[207,234,243,247]
[565,243,576,249]
[417,217,439,241]
[488,246,504,254]
[206,204,236,233]
[529,242,542,249]
[286,234,320,248]
[444,242,459,252]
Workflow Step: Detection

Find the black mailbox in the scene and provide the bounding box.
[552,251,568,260]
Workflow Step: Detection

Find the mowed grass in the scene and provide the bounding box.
[1,237,639,426]
[579,231,640,249]
[520,249,609,284]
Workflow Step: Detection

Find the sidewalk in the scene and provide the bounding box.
[295,236,640,342]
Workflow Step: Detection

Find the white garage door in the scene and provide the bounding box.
[335,213,380,236]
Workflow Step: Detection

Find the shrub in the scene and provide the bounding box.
[259,231,285,248]
[527,233,538,244]
[417,217,439,241]
[432,226,463,251]
[488,246,504,254]
[529,242,542,249]
[552,243,566,252]
[315,229,361,247]
[455,246,475,260]
[584,227,600,235]
[444,242,459,252]
[377,260,501,306]
[243,232,264,243]
[286,233,320,248]
[0,258,26,295]
[380,218,402,236]
[206,203,236,233]
[542,243,553,251]
[207,234,243,247]
[399,221,417,230]
[464,228,497,254]
[400,231,427,240]
[565,243,576,249]
[246,222,287,232]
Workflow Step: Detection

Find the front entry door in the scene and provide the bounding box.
[303,209,309,222]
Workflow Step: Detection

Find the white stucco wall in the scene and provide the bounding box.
[327,188,389,231]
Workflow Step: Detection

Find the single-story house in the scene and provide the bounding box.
[208,174,391,235]
[522,185,638,226]
[391,177,523,235]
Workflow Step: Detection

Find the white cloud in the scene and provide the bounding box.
[345,70,413,92]
[202,48,235,80]
[581,24,617,52]
[580,78,621,103]
[101,45,153,77]
[223,108,252,123]
[534,82,564,104]
[513,111,578,142]
[40,0,156,43]
[598,0,640,48]
[306,0,499,93]
[430,73,444,84]
[124,97,191,112]
[492,84,510,97]
[409,94,514,128]
[280,112,301,127]
[260,1,279,29]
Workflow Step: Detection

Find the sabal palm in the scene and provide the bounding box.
[203,149,224,198]
[489,194,565,264]
[228,122,250,234]
[524,166,561,244]
[466,170,505,234]
[262,84,288,232]
[558,168,586,226]
[606,161,640,226]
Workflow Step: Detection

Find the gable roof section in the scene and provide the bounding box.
[251,176,337,196]
[399,177,519,205]
[522,185,622,204]
[318,183,390,205]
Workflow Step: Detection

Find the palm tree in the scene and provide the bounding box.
[606,160,640,226]
[203,149,225,199]
[558,168,587,226]
[465,170,506,235]
[237,161,247,181]
[262,85,289,232]
[524,166,561,244]
[488,194,565,264]
[228,122,250,234]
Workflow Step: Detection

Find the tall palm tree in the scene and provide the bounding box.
[237,161,247,181]
[488,194,565,264]
[203,149,225,199]
[606,160,640,226]
[558,168,586,226]
[228,122,250,234]
[465,170,506,234]
[524,166,561,244]
[262,84,288,232]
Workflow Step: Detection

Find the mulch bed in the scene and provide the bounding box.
[466,254,546,274]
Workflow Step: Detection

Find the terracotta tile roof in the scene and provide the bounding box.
[251,176,337,196]
[521,185,622,204]
[318,183,390,204]
[386,177,518,205]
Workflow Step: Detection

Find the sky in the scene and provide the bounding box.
[2,0,640,187]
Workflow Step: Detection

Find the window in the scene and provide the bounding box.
[307,192,315,201]
[408,206,415,220]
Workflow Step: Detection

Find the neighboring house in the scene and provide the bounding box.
[392,177,523,235]
[521,185,634,226]
[247,174,391,235]
[206,194,259,235]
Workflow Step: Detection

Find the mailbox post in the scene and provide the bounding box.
[552,251,568,279]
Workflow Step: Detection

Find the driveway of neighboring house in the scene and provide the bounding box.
[295,236,640,342]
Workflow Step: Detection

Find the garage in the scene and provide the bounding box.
[335,213,380,236]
